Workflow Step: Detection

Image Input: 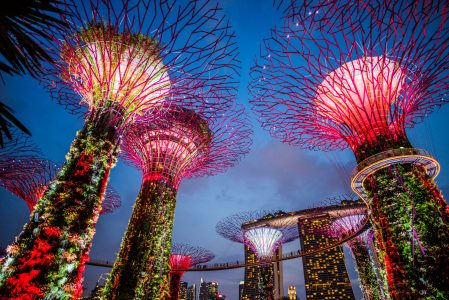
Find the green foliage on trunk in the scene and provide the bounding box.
[102,180,177,300]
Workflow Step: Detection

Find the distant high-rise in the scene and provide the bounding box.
[239,281,244,300]
[298,215,355,299]
[273,247,284,299]
[179,281,188,300]
[199,280,219,300]
[242,245,284,299]
[187,284,196,300]
[288,286,297,300]
[242,245,259,299]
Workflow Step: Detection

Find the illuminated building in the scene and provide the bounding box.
[179,282,188,300]
[187,284,196,300]
[288,286,297,300]
[199,279,219,300]
[239,281,244,300]
[298,215,355,299]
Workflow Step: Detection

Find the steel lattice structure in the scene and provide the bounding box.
[169,243,214,300]
[216,210,274,245]
[218,210,300,260]
[249,1,449,297]
[100,186,122,215]
[0,1,241,298]
[0,158,59,211]
[45,0,240,124]
[250,0,449,159]
[105,104,251,298]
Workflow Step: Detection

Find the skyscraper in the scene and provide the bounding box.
[239,281,244,300]
[187,284,196,300]
[179,281,188,300]
[199,280,219,300]
[242,245,284,299]
[298,215,355,299]
[273,247,284,299]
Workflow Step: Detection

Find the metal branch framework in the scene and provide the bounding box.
[217,210,298,260]
[170,243,215,271]
[216,210,274,244]
[0,129,40,159]
[121,104,252,188]
[0,158,58,211]
[250,0,449,160]
[100,186,122,215]
[44,0,241,124]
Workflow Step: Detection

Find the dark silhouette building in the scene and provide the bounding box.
[186,284,196,300]
[179,281,188,300]
[199,279,219,300]
[298,215,355,299]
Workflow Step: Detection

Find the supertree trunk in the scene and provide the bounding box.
[350,240,382,300]
[102,180,177,299]
[0,111,119,299]
[168,272,182,300]
[367,237,389,299]
[365,164,449,299]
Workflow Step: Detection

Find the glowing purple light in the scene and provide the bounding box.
[331,214,366,236]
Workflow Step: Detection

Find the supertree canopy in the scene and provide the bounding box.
[216,211,298,300]
[249,0,449,297]
[168,243,214,300]
[243,223,297,261]
[0,158,59,211]
[103,104,251,299]
[0,0,240,298]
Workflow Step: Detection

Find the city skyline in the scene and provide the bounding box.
[1,1,449,299]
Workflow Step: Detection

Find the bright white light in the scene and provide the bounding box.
[244,227,283,259]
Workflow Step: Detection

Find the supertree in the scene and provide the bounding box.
[168,243,214,300]
[326,209,385,300]
[249,0,449,297]
[103,104,251,299]
[216,211,298,299]
[0,0,240,298]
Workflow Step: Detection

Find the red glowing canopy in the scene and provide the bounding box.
[250,0,449,158]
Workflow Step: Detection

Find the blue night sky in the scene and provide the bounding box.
[1,1,449,299]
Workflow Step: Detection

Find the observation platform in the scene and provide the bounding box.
[351,148,440,201]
